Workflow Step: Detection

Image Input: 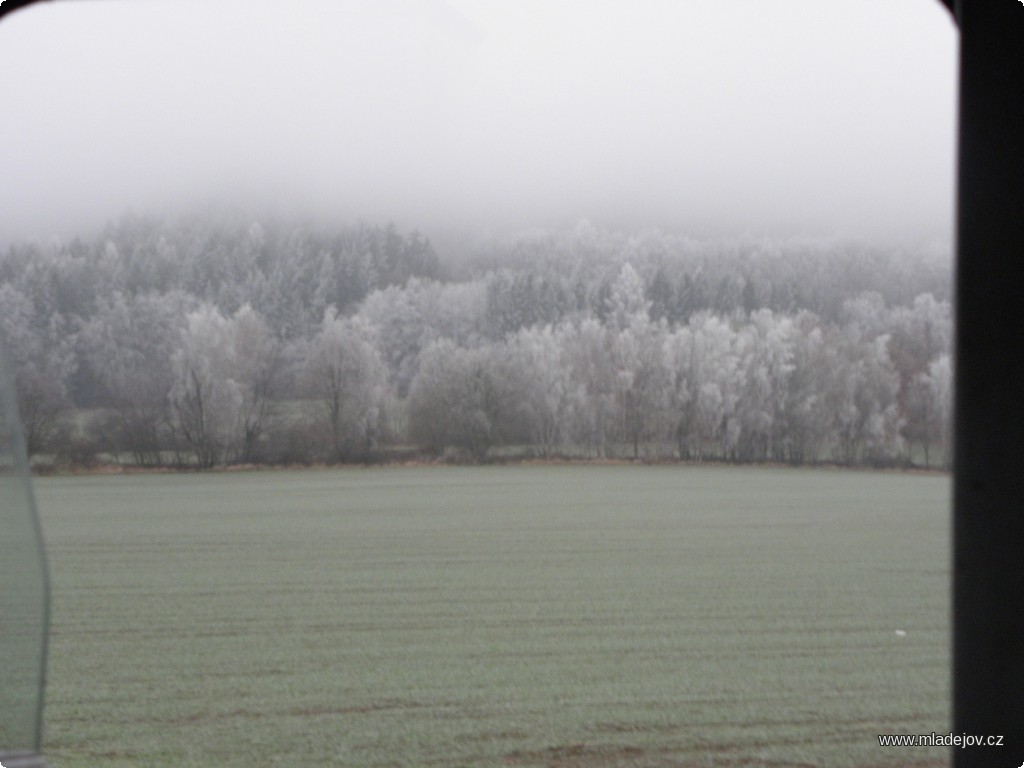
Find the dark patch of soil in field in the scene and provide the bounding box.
[503,741,950,768]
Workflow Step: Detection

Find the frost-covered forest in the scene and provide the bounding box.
[0,214,952,469]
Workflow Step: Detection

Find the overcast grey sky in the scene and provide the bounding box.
[0,0,957,244]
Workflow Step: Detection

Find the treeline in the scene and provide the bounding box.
[0,215,952,469]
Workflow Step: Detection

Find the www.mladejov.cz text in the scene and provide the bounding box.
[878,732,1003,748]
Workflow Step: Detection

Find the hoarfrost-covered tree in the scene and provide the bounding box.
[407,340,516,459]
[889,293,952,382]
[484,270,568,338]
[169,306,237,467]
[840,291,891,341]
[832,332,904,464]
[782,314,841,464]
[663,325,695,458]
[169,304,281,466]
[0,283,76,456]
[412,280,489,348]
[686,313,741,459]
[889,293,952,460]
[505,325,574,455]
[609,315,671,458]
[734,309,795,461]
[80,291,192,465]
[302,308,388,460]
[355,278,489,395]
[926,353,953,468]
[356,284,429,397]
[606,262,650,332]
[231,304,282,462]
[561,318,617,457]
[907,352,953,468]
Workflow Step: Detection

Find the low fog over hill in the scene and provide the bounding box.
[0,0,956,243]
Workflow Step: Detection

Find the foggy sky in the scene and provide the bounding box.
[0,0,957,245]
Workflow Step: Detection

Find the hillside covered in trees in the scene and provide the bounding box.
[0,214,952,469]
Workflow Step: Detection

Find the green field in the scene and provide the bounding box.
[33,465,950,767]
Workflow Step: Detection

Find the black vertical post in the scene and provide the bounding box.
[953,1,1024,764]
